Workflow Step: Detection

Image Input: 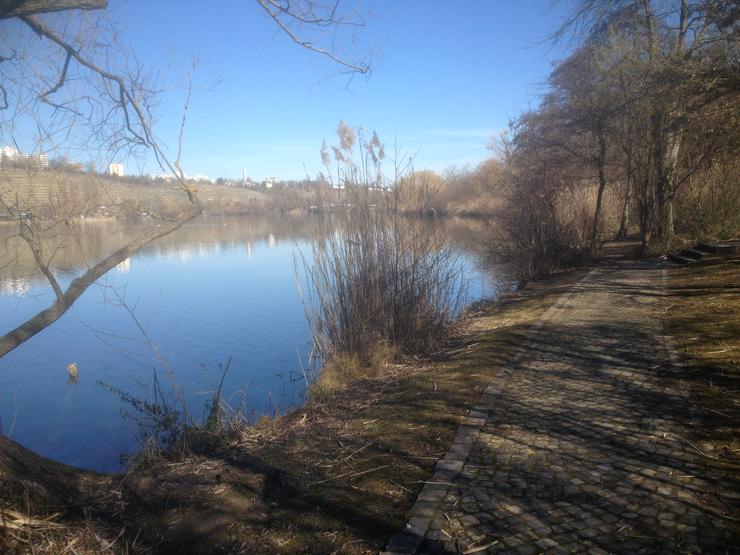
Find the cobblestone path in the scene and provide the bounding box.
[385,264,738,554]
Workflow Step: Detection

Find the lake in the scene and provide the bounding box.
[0,215,501,471]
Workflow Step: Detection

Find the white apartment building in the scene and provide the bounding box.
[0,146,48,168]
[108,163,124,176]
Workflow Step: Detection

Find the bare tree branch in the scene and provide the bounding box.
[20,15,153,146]
[18,14,202,203]
[40,48,71,97]
[0,0,372,360]
[255,0,370,74]
[0,0,106,19]
[0,12,203,358]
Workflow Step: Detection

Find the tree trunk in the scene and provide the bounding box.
[591,135,607,244]
[652,115,680,245]
[616,179,632,240]
[0,0,107,19]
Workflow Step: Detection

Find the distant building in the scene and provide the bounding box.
[0,146,48,169]
[108,163,124,176]
[263,177,275,189]
[192,174,212,183]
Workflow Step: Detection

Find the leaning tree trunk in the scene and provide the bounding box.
[616,180,632,240]
[0,204,201,358]
[616,144,634,240]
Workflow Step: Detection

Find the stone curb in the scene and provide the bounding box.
[382,268,599,554]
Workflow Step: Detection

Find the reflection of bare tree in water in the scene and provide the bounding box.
[0,3,202,358]
[0,0,370,359]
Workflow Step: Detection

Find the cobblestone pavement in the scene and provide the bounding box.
[385,264,738,554]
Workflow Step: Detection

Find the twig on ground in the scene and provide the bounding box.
[307,464,390,487]
[463,540,499,554]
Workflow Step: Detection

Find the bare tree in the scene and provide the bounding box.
[0,0,370,359]
[546,45,620,244]
[554,0,739,247]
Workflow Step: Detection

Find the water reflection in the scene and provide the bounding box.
[1,277,30,297]
[0,215,320,287]
[116,258,131,274]
[0,215,499,471]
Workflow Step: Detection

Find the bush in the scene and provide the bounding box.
[300,122,466,366]
[483,152,597,282]
[301,188,465,364]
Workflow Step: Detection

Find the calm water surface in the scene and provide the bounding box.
[0,215,499,471]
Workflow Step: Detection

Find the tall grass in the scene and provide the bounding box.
[302,191,465,362]
[299,122,466,366]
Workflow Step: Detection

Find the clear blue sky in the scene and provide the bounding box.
[109,0,572,181]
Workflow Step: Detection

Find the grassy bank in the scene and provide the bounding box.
[662,254,740,473]
[0,169,268,219]
[0,269,586,554]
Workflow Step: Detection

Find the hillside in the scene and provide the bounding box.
[0,169,266,218]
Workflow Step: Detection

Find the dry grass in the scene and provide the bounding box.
[301,188,466,363]
[0,462,135,554]
[662,255,740,469]
[0,168,266,219]
[308,343,394,401]
[0,511,129,554]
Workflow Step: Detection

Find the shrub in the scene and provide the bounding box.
[300,122,466,367]
[483,150,597,282]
